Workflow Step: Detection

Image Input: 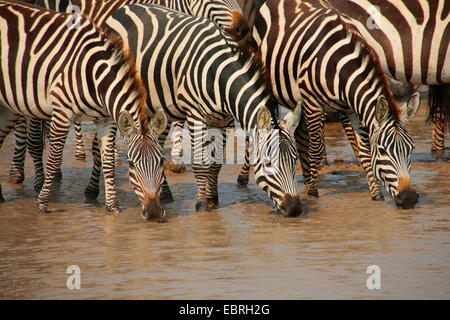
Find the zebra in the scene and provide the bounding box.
[102,4,303,216]
[7,0,250,186]
[324,0,449,155]
[237,0,420,209]
[0,1,168,220]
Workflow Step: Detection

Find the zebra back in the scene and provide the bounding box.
[35,0,248,41]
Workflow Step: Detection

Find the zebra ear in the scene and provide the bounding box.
[149,110,168,136]
[375,95,390,124]
[400,92,420,122]
[118,111,137,138]
[280,101,302,134]
[257,107,271,130]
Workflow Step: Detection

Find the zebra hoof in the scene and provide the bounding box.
[106,204,121,213]
[55,170,62,182]
[431,149,446,160]
[85,190,99,202]
[371,194,385,201]
[307,188,319,198]
[195,200,210,212]
[8,170,24,184]
[237,174,249,186]
[207,197,219,210]
[37,208,48,214]
[168,160,186,173]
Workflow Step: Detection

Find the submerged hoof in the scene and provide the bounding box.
[431,149,446,160]
[195,200,210,212]
[37,207,48,215]
[168,160,186,173]
[207,197,219,210]
[237,174,249,186]
[106,204,121,213]
[9,170,24,184]
[55,170,62,182]
[371,193,385,201]
[307,188,319,198]
[84,190,99,203]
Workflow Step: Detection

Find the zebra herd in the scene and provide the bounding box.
[0,0,448,221]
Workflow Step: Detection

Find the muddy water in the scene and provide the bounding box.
[0,102,449,299]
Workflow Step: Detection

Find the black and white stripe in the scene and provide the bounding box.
[105,4,303,215]
[0,1,165,218]
[325,0,449,153]
[245,0,420,208]
[7,0,248,185]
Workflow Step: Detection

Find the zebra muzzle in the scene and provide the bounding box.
[278,194,303,217]
[142,193,165,222]
[395,177,419,209]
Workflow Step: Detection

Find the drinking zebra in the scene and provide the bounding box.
[103,4,303,216]
[237,0,420,209]
[324,0,449,155]
[0,1,168,220]
[8,0,249,184]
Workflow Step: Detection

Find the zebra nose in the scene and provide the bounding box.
[395,177,419,209]
[142,193,164,222]
[395,189,419,209]
[278,194,303,217]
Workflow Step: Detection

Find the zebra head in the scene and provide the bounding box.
[371,95,420,209]
[252,104,303,217]
[192,0,249,41]
[118,110,168,221]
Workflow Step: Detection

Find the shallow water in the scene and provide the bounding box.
[0,103,449,299]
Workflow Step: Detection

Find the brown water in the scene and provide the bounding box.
[0,103,449,299]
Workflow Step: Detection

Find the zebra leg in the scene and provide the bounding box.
[84,134,102,202]
[318,113,329,169]
[74,121,86,160]
[36,115,71,214]
[431,119,445,157]
[9,116,27,183]
[26,118,46,193]
[205,127,226,209]
[296,111,311,186]
[95,119,120,213]
[187,118,211,211]
[237,135,250,186]
[347,113,384,201]
[157,121,174,204]
[339,113,361,163]
[168,121,187,173]
[0,107,21,202]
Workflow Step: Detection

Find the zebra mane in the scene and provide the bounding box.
[102,32,149,135]
[237,37,279,121]
[317,2,401,122]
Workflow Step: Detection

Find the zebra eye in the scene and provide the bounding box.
[266,161,272,167]
[128,160,135,169]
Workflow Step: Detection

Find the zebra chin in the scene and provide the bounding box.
[394,177,419,210]
[277,194,303,217]
[141,192,166,223]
